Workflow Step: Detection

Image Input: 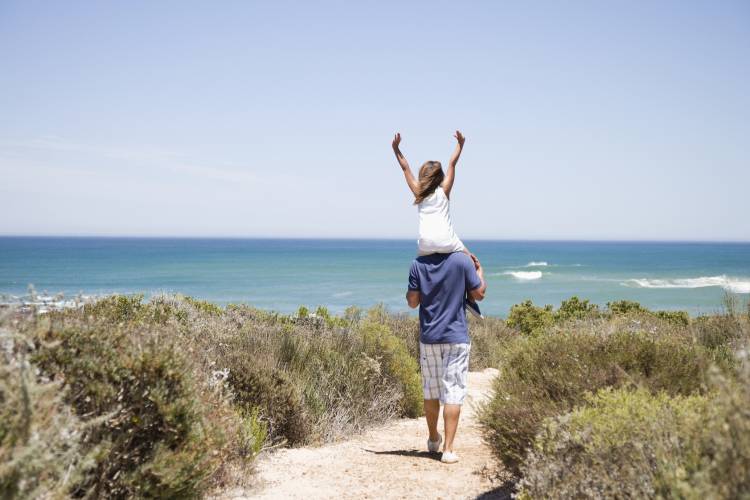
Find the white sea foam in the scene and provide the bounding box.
[504,270,543,281]
[625,275,750,294]
[525,261,548,267]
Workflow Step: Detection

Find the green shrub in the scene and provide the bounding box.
[368,305,420,361]
[0,339,91,499]
[518,388,710,499]
[214,310,414,444]
[359,322,423,418]
[555,296,600,322]
[654,309,690,327]
[693,313,744,350]
[606,299,645,315]
[519,353,750,499]
[83,294,145,323]
[506,300,554,335]
[479,329,716,473]
[695,354,750,499]
[606,299,690,327]
[465,316,517,370]
[32,321,225,499]
[225,359,309,445]
[182,295,223,316]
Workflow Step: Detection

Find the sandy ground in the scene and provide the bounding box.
[217,368,511,500]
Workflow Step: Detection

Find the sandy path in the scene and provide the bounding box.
[218,368,508,500]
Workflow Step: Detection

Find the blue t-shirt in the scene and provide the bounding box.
[408,252,482,344]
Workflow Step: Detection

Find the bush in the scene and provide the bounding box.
[359,322,423,418]
[606,299,645,315]
[506,300,554,335]
[691,349,750,499]
[466,316,517,370]
[83,294,145,323]
[226,360,308,445]
[0,330,91,499]
[518,388,710,499]
[693,313,744,350]
[555,296,600,322]
[31,319,228,499]
[478,328,717,473]
[519,353,750,499]
[214,306,420,444]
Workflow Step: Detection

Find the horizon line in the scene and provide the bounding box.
[1,234,749,244]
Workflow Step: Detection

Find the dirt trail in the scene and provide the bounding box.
[218,368,508,500]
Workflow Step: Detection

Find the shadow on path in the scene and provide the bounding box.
[363,448,441,461]
[474,481,516,500]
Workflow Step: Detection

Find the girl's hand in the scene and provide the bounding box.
[454,130,465,147]
[392,132,402,150]
[470,253,481,271]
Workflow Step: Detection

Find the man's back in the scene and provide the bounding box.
[408,252,482,344]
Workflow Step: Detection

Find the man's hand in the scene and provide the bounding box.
[392,132,402,151]
[454,130,465,148]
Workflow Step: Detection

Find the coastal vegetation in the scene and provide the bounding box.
[1,294,748,498]
[480,296,750,497]
[0,296,430,498]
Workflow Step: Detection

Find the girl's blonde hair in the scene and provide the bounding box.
[414,161,444,205]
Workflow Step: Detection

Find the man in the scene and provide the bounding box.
[406,251,487,464]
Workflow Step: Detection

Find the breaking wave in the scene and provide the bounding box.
[625,275,750,294]
[525,261,548,267]
[504,270,543,281]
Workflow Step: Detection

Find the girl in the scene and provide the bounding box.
[392,130,482,317]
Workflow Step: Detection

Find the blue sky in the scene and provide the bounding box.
[1,1,748,240]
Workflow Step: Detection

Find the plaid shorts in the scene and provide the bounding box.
[419,342,471,405]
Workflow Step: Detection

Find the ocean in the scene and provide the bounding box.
[1,237,748,317]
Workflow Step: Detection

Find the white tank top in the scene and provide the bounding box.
[417,186,465,256]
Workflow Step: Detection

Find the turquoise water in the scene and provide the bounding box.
[1,237,748,317]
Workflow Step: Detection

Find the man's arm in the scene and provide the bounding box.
[392,132,419,196]
[406,290,421,308]
[468,254,487,301]
[442,130,465,198]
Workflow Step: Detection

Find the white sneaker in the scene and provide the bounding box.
[441,451,459,464]
[427,433,442,453]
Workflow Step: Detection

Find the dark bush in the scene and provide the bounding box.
[226,361,308,446]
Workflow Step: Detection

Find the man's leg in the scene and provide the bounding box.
[440,343,471,455]
[442,404,461,452]
[424,399,441,442]
[419,342,442,447]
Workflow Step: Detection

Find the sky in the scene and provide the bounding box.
[1,1,748,240]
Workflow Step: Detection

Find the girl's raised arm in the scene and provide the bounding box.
[392,132,419,196]
[443,130,465,198]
